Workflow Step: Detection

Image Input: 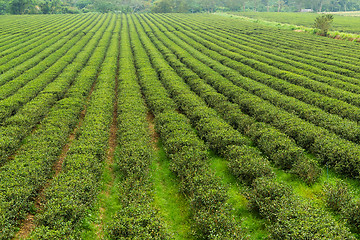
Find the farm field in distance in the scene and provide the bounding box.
[2,12,360,239]
[231,11,360,33]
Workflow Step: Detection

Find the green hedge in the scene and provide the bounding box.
[250,177,354,239]
[0,14,109,166]
[107,16,169,239]
[130,15,244,239]
[27,14,117,239]
[142,13,321,184]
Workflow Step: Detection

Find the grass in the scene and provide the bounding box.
[81,149,122,240]
[324,11,360,17]
[150,141,194,240]
[228,12,360,33]
[81,131,360,239]
[209,149,360,239]
[218,12,360,41]
[208,151,269,240]
[274,154,360,202]
[272,154,360,238]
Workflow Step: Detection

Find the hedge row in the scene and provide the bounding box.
[196,13,360,65]
[0,14,104,122]
[0,32,24,47]
[0,14,113,240]
[194,27,360,92]
[144,14,360,179]
[0,14,71,54]
[130,15,244,239]
[0,15,97,86]
[323,180,360,232]
[0,14,85,71]
[253,29,360,70]
[28,14,118,239]
[165,14,360,76]
[141,14,321,184]
[156,17,360,144]
[135,14,251,155]
[190,26,360,103]
[107,17,169,239]
[0,14,65,35]
[139,14,354,239]
[176,28,360,122]
[249,177,354,239]
[0,17,95,91]
[0,15,98,98]
[0,14,110,166]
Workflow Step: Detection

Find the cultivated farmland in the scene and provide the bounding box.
[232,12,360,33]
[1,13,360,239]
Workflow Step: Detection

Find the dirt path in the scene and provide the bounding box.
[14,82,97,240]
[146,111,159,150]
[95,73,118,240]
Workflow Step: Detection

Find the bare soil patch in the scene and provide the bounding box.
[146,111,159,150]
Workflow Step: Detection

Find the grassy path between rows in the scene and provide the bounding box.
[151,141,194,240]
[209,152,268,239]
[13,80,98,240]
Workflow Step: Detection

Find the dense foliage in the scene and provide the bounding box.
[1,0,360,14]
[233,12,360,34]
[2,12,360,239]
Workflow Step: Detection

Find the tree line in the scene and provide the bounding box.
[0,0,359,15]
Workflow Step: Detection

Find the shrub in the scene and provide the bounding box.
[291,157,322,185]
[227,145,274,185]
[108,204,169,240]
[323,180,352,212]
[271,198,354,239]
[314,14,334,36]
[249,177,292,221]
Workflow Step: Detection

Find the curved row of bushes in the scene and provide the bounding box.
[0,14,72,52]
[142,14,321,185]
[0,14,65,35]
[129,15,244,239]
[0,14,98,87]
[0,14,105,123]
[323,180,360,232]
[205,13,360,66]
[0,15,99,99]
[136,14,354,239]
[167,14,360,75]
[194,27,360,90]
[107,16,169,239]
[155,16,360,144]
[138,14,320,185]
[0,14,110,166]
[176,27,360,122]
[28,14,118,239]
[142,14,360,179]
[0,14,113,240]
[189,25,360,102]
[0,14,84,69]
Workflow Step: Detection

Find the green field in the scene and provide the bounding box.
[1,13,360,239]
[232,12,360,33]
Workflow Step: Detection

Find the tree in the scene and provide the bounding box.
[277,0,284,11]
[9,0,33,14]
[93,0,118,12]
[119,0,148,13]
[261,0,270,11]
[152,0,173,12]
[314,14,334,36]
[224,0,242,11]
[242,0,249,11]
[0,0,7,14]
[199,0,218,12]
[38,0,62,13]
